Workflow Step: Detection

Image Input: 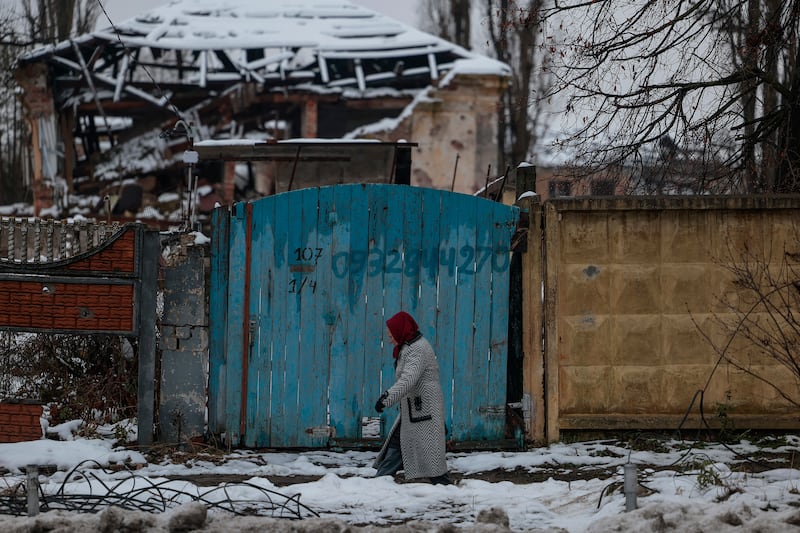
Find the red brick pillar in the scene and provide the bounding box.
[301,97,318,138]
[222,161,236,205]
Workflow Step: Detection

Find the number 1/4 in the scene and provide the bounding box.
[288,276,317,294]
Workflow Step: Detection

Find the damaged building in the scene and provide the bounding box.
[14,0,511,221]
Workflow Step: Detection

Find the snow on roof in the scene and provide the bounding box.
[22,0,508,93]
[97,0,427,51]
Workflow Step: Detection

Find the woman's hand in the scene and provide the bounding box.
[374,392,388,413]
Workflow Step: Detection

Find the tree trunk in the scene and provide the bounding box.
[777,55,800,193]
[762,0,781,191]
[451,0,471,49]
[740,0,759,192]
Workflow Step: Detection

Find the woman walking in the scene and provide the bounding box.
[373,311,452,485]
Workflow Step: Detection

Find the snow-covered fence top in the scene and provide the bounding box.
[0,218,123,264]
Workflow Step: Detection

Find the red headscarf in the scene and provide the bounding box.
[386,311,419,359]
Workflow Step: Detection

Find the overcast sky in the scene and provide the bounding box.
[88,0,419,29]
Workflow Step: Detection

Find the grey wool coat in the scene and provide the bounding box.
[373,335,448,480]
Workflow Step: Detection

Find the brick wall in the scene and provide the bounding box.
[0,226,138,334]
[0,402,43,443]
[64,229,137,274]
[0,281,134,331]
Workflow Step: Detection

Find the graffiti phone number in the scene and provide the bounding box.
[331,246,509,279]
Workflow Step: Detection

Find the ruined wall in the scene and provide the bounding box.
[158,234,209,444]
[14,63,56,215]
[524,196,800,442]
[356,73,506,195]
[408,73,505,194]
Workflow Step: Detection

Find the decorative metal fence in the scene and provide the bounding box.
[0,218,122,264]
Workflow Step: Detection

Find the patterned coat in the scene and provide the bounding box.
[373,335,448,480]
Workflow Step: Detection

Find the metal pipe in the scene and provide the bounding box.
[624,463,637,511]
[450,154,460,192]
[287,145,302,192]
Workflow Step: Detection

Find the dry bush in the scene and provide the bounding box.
[703,231,800,408]
[0,332,137,423]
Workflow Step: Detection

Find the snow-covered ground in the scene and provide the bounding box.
[1,428,799,532]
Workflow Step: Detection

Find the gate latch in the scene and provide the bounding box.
[305,425,334,438]
[248,320,256,346]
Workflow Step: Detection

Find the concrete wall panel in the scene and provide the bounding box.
[536,196,800,441]
[609,265,660,314]
[661,315,716,365]
[610,315,662,365]
[559,366,613,413]
[559,314,612,366]
[660,264,719,313]
[661,210,712,262]
[609,211,661,263]
[608,366,664,412]
[560,212,610,263]
[559,264,610,315]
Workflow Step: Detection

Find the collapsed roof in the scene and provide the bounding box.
[21,0,508,111]
[14,0,511,218]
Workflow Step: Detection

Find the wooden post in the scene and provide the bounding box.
[515,163,545,442]
[517,194,545,443]
[515,163,537,201]
[26,465,39,516]
[542,202,560,443]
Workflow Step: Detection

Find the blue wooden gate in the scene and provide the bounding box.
[209,184,519,448]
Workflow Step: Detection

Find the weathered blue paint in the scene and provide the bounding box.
[486,201,515,437]
[211,184,518,447]
[364,185,391,430]
[269,192,290,446]
[435,191,459,437]
[297,188,325,447]
[452,193,478,440]
[247,194,275,447]
[325,187,356,436]
[417,188,442,344]
[222,202,249,444]
[209,207,229,434]
[471,198,494,440]
[312,186,335,444]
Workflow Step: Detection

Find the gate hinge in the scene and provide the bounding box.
[478,405,506,416]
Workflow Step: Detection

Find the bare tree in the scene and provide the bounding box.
[21,0,99,44]
[0,5,31,204]
[419,0,472,49]
[0,1,100,204]
[418,1,548,171]
[697,234,800,409]
[541,0,800,194]
[485,0,547,171]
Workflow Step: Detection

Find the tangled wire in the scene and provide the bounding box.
[0,460,319,519]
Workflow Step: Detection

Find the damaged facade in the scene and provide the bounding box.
[14,0,510,219]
